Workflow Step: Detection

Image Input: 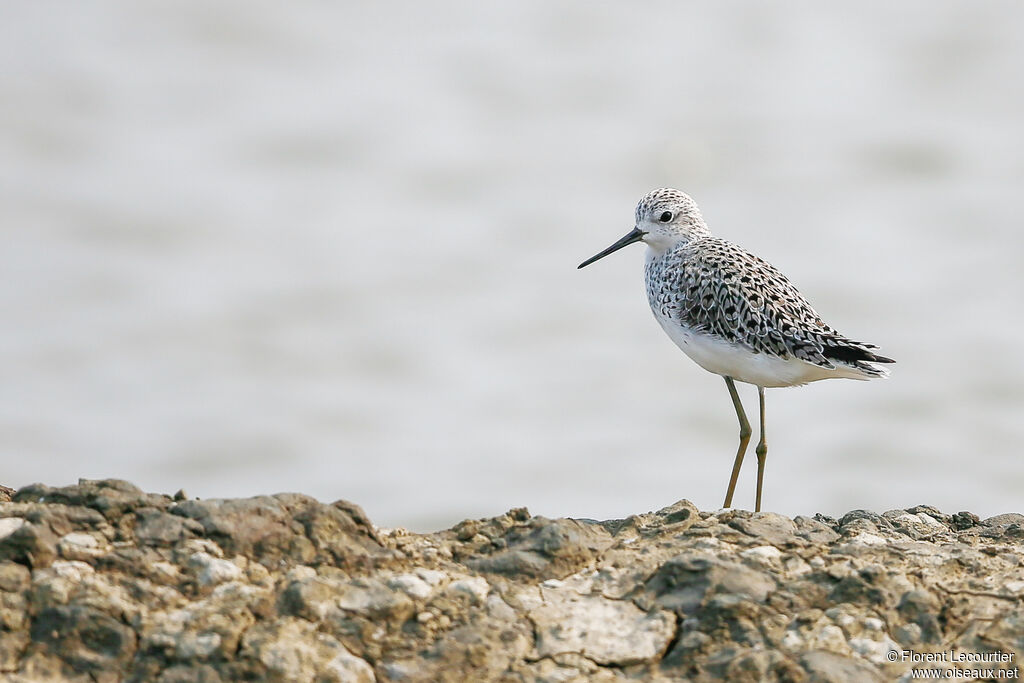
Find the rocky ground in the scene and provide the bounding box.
[0,480,1022,682]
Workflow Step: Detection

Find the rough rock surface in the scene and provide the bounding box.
[0,480,1022,682]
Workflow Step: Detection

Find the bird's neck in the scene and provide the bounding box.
[644,226,710,259]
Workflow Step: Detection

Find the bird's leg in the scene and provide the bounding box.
[754,386,768,512]
[722,376,751,508]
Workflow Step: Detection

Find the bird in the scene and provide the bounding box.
[578,188,893,512]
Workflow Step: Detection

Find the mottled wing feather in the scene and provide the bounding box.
[673,239,884,370]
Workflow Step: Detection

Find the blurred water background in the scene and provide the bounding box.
[2,2,1023,531]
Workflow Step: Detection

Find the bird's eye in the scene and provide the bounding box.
[659,211,673,222]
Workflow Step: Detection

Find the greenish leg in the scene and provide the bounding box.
[722,377,751,508]
[754,386,768,513]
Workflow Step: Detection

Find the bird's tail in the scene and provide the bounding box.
[822,339,894,379]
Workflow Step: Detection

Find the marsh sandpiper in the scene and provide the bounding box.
[578,188,893,511]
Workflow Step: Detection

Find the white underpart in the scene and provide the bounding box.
[650,311,877,388]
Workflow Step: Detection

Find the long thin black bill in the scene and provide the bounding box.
[577,228,646,269]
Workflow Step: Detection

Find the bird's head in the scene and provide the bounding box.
[578,188,709,269]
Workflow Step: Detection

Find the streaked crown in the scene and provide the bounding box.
[636,188,709,244]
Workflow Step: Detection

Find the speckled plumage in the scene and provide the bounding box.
[644,235,891,383]
[630,188,893,387]
[578,187,893,511]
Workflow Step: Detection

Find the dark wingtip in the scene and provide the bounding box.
[823,344,895,365]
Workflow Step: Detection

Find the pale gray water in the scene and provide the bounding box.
[2,2,1023,530]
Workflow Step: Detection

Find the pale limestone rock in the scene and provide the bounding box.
[188,552,243,587]
[530,591,675,666]
[0,518,26,540]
